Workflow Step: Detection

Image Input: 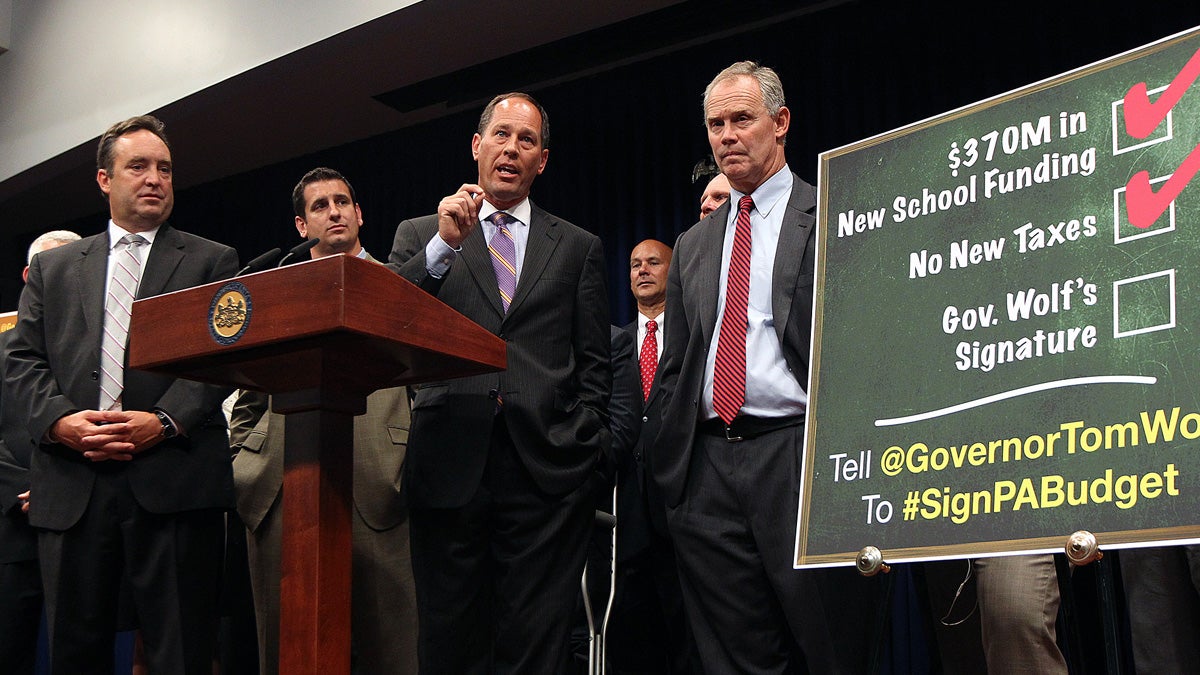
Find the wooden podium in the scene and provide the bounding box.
[128,255,505,674]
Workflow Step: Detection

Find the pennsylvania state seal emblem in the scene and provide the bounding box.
[208,281,252,345]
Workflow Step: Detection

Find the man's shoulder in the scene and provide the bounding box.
[676,208,723,251]
[38,233,99,260]
[403,213,440,226]
[530,204,598,243]
[163,225,236,255]
[397,213,440,236]
[25,234,99,276]
[786,172,817,213]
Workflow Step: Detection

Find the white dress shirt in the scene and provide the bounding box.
[701,165,807,420]
[104,220,158,299]
[637,311,664,364]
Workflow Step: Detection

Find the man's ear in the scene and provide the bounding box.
[97,169,111,197]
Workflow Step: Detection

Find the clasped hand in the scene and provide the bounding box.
[51,409,165,461]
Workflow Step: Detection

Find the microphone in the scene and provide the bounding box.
[277,239,320,267]
[234,247,282,276]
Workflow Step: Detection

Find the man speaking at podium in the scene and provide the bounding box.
[389,92,611,673]
[5,115,239,674]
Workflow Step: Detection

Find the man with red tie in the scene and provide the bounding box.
[654,62,874,673]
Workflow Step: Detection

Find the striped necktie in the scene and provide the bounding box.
[712,195,754,424]
[99,233,148,411]
[488,212,517,312]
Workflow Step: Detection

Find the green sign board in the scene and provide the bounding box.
[798,27,1200,567]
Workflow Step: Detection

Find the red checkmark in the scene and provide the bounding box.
[1123,47,1200,140]
[1125,141,1200,229]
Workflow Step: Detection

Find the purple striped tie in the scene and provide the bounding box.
[489,212,517,312]
[713,195,754,424]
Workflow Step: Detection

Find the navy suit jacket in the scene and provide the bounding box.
[4,224,239,530]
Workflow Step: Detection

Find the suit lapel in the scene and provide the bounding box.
[458,225,506,318]
[506,203,559,320]
[771,174,817,342]
[77,234,109,335]
[137,224,185,300]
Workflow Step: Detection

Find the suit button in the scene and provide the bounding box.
[634,452,642,460]
[90,371,99,380]
[642,415,649,423]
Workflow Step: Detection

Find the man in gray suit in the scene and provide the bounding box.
[5,115,238,674]
[389,92,611,674]
[655,62,872,673]
[230,167,417,674]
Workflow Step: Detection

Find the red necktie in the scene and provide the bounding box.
[713,195,754,424]
[639,319,658,401]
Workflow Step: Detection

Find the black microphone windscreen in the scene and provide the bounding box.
[289,238,320,256]
[277,238,320,267]
[235,247,282,277]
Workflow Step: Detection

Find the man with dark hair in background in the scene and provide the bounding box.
[5,115,239,674]
[230,166,417,674]
[389,92,611,673]
[0,230,81,675]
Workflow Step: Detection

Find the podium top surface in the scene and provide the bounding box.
[128,254,506,394]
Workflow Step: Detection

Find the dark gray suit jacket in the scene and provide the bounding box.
[388,202,611,508]
[616,320,664,559]
[0,329,37,563]
[654,173,817,507]
[4,224,239,530]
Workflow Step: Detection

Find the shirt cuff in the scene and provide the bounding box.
[425,235,460,279]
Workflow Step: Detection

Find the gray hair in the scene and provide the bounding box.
[703,60,787,119]
[27,230,81,265]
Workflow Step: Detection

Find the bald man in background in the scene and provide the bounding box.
[608,237,697,673]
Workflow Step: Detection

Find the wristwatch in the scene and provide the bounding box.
[154,410,178,439]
